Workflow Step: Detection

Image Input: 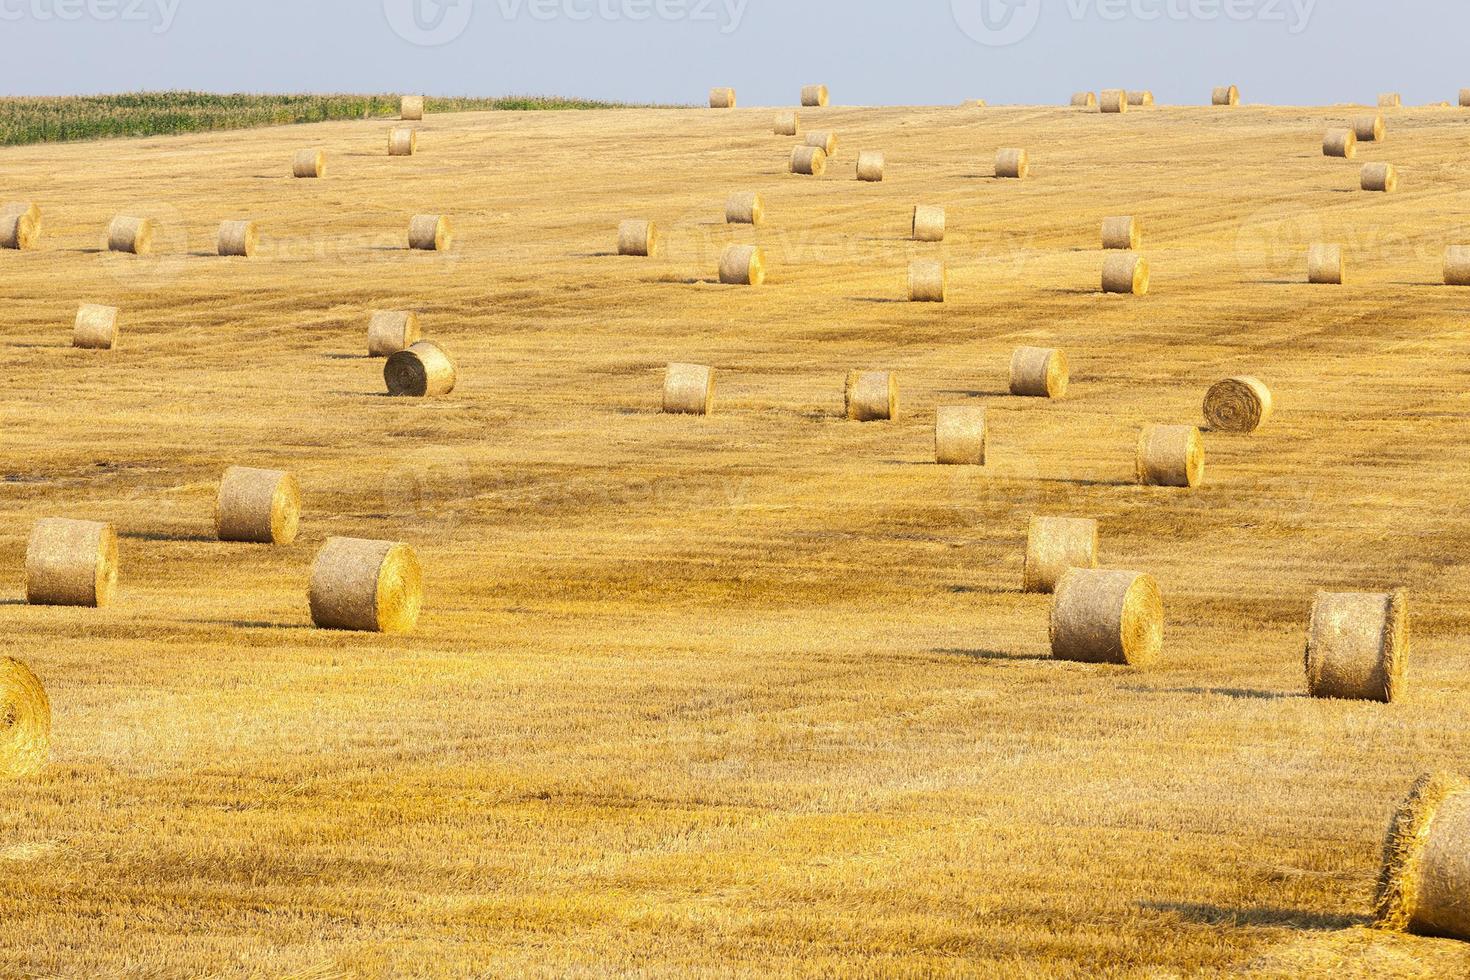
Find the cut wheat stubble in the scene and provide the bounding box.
[1010,347,1069,399]
[26,518,117,608]
[1375,773,1470,941]
[292,149,325,178]
[1050,568,1163,667]
[1024,517,1099,594]
[1308,244,1345,284]
[663,363,715,416]
[1203,377,1273,433]
[0,658,49,779]
[0,202,40,249]
[73,304,119,350]
[845,371,898,422]
[912,206,946,243]
[617,219,658,256]
[934,406,986,466]
[216,467,301,545]
[718,244,765,286]
[309,537,422,634]
[367,311,422,357]
[1136,425,1204,488]
[1305,591,1407,703]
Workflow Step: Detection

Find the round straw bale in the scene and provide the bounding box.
[385,340,456,397]
[857,151,885,182]
[309,537,422,633]
[845,371,898,422]
[1362,163,1397,192]
[1461,90,1470,108]
[1212,85,1240,106]
[912,205,946,243]
[791,145,827,176]
[774,111,799,136]
[292,149,325,177]
[725,192,764,225]
[1305,591,1407,703]
[1379,93,1403,108]
[107,215,154,255]
[1010,347,1069,399]
[909,260,947,302]
[967,100,988,108]
[367,310,422,357]
[663,363,715,416]
[1323,128,1357,158]
[719,244,765,286]
[935,406,986,465]
[26,518,117,608]
[805,131,838,157]
[73,304,119,350]
[1375,772,1470,938]
[1050,568,1163,666]
[709,87,737,109]
[1355,114,1385,141]
[1102,253,1149,295]
[1127,91,1155,106]
[1308,243,1345,284]
[801,85,829,108]
[215,466,301,545]
[0,657,49,779]
[388,128,418,156]
[1136,425,1204,488]
[996,148,1029,179]
[1100,90,1128,113]
[1102,215,1140,250]
[1446,246,1470,286]
[617,219,658,256]
[409,214,451,251]
[401,95,425,121]
[1071,92,1097,109]
[1203,377,1273,433]
[1024,517,1100,594]
[0,202,40,250]
[217,220,257,258]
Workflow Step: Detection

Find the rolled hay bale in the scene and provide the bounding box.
[73,304,119,350]
[1362,163,1398,193]
[367,310,422,357]
[909,260,947,302]
[725,192,764,226]
[774,111,799,136]
[292,149,325,178]
[845,370,899,422]
[857,151,886,182]
[0,202,40,250]
[1355,114,1385,142]
[1071,91,1097,109]
[215,466,301,545]
[1204,377,1274,433]
[791,145,827,176]
[801,85,830,108]
[400,95,425,121]
[1127,91,1155,106]
[663,363,715,416]
[1375,772,1470,938]
[217,220,258,258]
[1379,93,1403,108]
[912,205,946,243]
[388,128,418,157]
[1446,246,1470,286]
[308,537,422,634]
[1212,85,1240,106]
[1461,89,1470,108]
[106,215,154,255]
[1050,568,1163,666]
[1308,243,1345,284]
[1102,215,1140,250]
[1136,424,1204,488]
[25,518,118,608]
[934,406,986,466]
[967,100,988,108]
[617,219,658,256]
[1323,128,1357,159]
[1100,90,1129,113]
[995,148,1029,179]
[1305,591,1407,703]
[718,244,766,286]
[1024,517,1099,594]
[385,340,456,397]
[1102,253,1149,295]
[1010,346,1069,399]
[805,132,838,158]
[0,657,49,779]
[709,87,737,109]
[408,214,451,251]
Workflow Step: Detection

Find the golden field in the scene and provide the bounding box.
[3,99,1470,977]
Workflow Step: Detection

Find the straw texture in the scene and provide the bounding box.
[1446,246,1470,286]
[719,245,765,286]
[801,85,829,108]
[805,131,838,157]
[909,261,946,302]
[845,371,899,422]
[367,311,422,357]
[292,149,325,178]
[1355,115,1385,141]
[1305,591,1407,703]
[791,145,827,176]
[409,214,451,251]
[385,340,456,397]
[217,220,257,257]
[617,219,658,256]
[708,88,736,109]
[856,152,885,182]
[309,537,422,634]
[0,658,49,779]
[1323,129,1357,158]
[1024,517,1099,594]
[725,192,764,226]
[912,206,946,243]
[1010,347,1069,399]
[996,148,1029,179]
[1136,425,1204,488]
[1212,85,1240,106]
[1462,90,1470,108]
[1204,377,1273,433]
[388,128,417,156]
[107,215,154,255]
[1379,93,1403,108]
[663,363,715,416]
[1102,254,1149,295]
[0,202,40,250]
[1127,91,1155,106]
[1102,216,1139,250]
[1362,163,1397,192]
[1050,569,1163,667]
[215,467,301,545]
[1308,244,1345,284]
[934,406,986,466]
[400,96,424,121]
[1100,90,1128,114]
[774,112,799,136]
[73,304,118,350]
[1071,92,1097,109]
[1376,772,1470,938]
[26,518,118,608]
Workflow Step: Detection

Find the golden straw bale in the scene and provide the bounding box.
[966,100,988,108]
[0,202,40,249]
[1308,244,1345,284]
[1446,246,1470,286]
[996,148,1029,178]
[909,260,946,302]
[309,537,422,634]
[934,406,986,466]
[292,149,325,177]
[774,111,799,135]
[725,192,764,225]
[107,215,154,255]
[709,88,736,109]
[1204,377,1273,433]
[719,245,765,286]
[617,219,658,256]
[1355,114,1385,141]
[805,131,838,156]
[1127,91,1155,106]
[217,220,257,258]
[400,95,424,120]
[1136,425,1204,488]
[1379,93,1403,108]
[0,658,49,779]
[1305,591,1407,703]
[801,85,829,107]
[388,128,418,156]
[26,518,117,608]
[1212,85,1240,106]
[408,214,451,251]
[1461,90,1470,108]
[1362,163,1397,192]
[1102,216,1139,250]
[1071,92,1097,109]
[1050,569,1163,666]
[856,151,885,182]
[1323,128,1357,158]
[1025,517,1099,594]
[73,304,119,350]
[1102,253,1149,294]
[367,311,422,357]
[912,205,946,243]
[1010,347,1069,399]
[663,363,715,416]
[385,341,456,397]
[215,467,301,545]
[845,371,898,422]
[791,145,827,176]
[1100,90,1128,113]
[1375,773,1470,939]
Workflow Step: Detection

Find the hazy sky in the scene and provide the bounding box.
[1,0,1465,106]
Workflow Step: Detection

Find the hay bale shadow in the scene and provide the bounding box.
[1141,901,1367,932]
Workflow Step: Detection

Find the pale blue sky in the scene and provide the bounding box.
[1,0,1464,106]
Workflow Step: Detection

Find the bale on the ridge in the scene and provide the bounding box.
[1102,253,1149,295]
[215,467,301,545]
[1461,90,1470,108]
[385,341,456,397]
[1212,85,1240,106]
[1102,216,1139,250]
[1024,517,1099,594]
[73,304,119,350]
[801,85,829,107]
[791,145,827,176]
[408,214,451,251]
[401,95,425,121]
[1127,91,1155,106]
[857,151,885,182]
[617,219,658,256]
[0,657,49,779]
[1305,591,1407,703]
[935,406,987,466]
[217,220,258,258]
[1375,772,1470,939]
[1362,163,1398,192]
[0,202,40,250]
[709,88,737,109]
[388,128,418,156]
[1308,243,1345,284]
[1204,377,1273,433]
[292,149,325,178]
[1379,93,1403,108]
[909,260,946,302]
[912,205,946,243]
[107,215,154,255]
[1050,568,1163,666]
[309,537,422,633]
[1323,128,1357,159]
[719,244,765,285]
[1136,425,1204,488]
[1355,114,1385,141]
[26,518,118,608]
[805,131,838,156]
[725,192,764,225]
[1071,92,1097,109]
[845,370,898,422]
[367,311,422,357]
[996,148,1029,179]
[663,363,715,416]
[1010,347,1069,399]
[1100,90,1129,113]
[1446,246,1470,286]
